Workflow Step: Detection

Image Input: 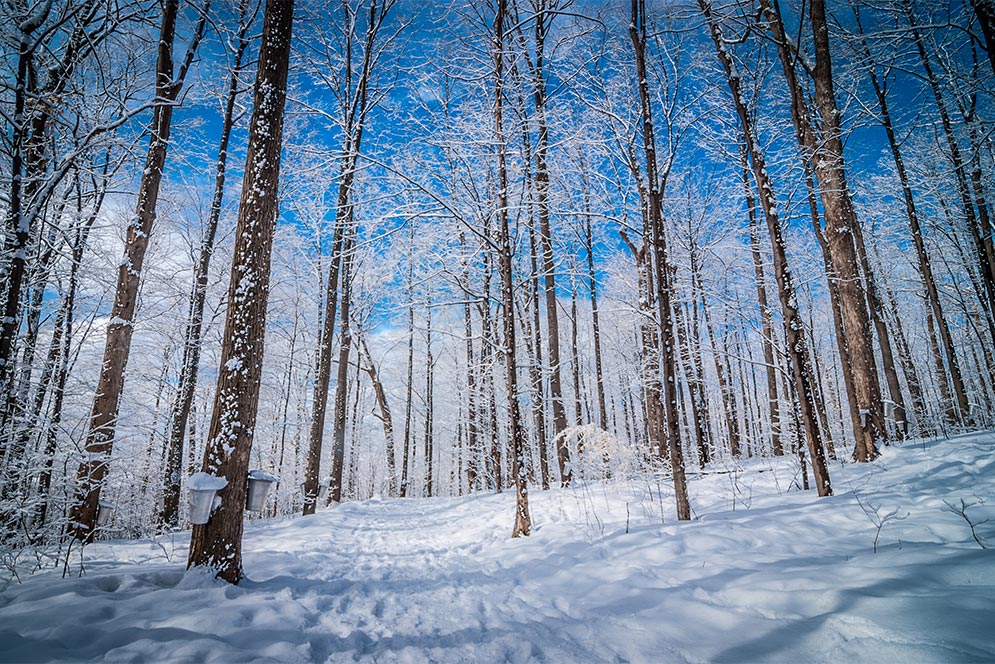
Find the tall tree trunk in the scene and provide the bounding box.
[761,0,883,461]
[525,225,550,489]
[854,11,968,423]
[673,297,710,466]
[630,0,690,520]
[570,279,583,425]
[186,0,293,584]
[530,5,571,487]
[329,224,357,505]
[741,145,782,456]
[579,165,608,431]
[461,233,480,492]
[480,219,502,492]
[1,0,103,417]
[701,0,831,494]
[904,0,995,356]
[303,0,385,513]
[495,0,531,537]
[880,276,929,428]
[400,225,415,498]
[35,201,96,525]
[357,333,396,495]
[423,305,435,497]
[692,245,740,457]
[972,0,995,73]
[69,0,210,541]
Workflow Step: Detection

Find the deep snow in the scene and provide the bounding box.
[1,432,993,663]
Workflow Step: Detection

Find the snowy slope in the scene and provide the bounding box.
[1,432,993,663]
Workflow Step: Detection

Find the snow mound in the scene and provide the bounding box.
[1,432,994,662]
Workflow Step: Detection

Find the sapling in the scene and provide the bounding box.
[942,498,990,549]
[853,490,909,553]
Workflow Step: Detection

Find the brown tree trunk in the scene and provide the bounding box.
[880,278,929,428]
[69,0,210,541]
[673,298,710,466]
[630,0,690,520]
[186,0,294,584]
[972,0,995,73]
[423,305,435,497]
[1,0,105,416]
[692,244,740,457]
[525,220,550,488]
[35,189,98,524]
[329,224,357,505]
[303,0,386,513]
[570,281,584,425]
[461,233,480,492]
[905,0,995,359]
[532,12,571,488]
[741,145,782,456]
[480,217,502,491]
[495,0,531,537]
[854,12,968,423]
[579,165,608,431]
[761,0,883,461]
[400,225,415,498]
[701,0,831,495]
[357,333,396,494]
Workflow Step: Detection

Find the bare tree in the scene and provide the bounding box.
[494,0,532,537]
[761,0,885,462]
[68,0,211,541]
[301,0,395,515]
[699,0,832,495]
[629,0,690,520]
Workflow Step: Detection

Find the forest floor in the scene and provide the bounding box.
[1,431,994,662]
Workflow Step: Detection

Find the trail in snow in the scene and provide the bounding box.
[1,432,994,662]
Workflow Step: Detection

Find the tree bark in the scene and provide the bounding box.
[741,144,782,456]
[495,0,531,537]
[526,1,571,486]
[357,333,396,494]
[303,0,386,513]
[579,163,608,431]
[329,223,357,505]
[971,0,995,74]
[692,243,740,457]
[69,0,210,541]
[761,0,883,461]
[185,0,293,583]
[904,0,995,358]
[630,0,691,520]
[700,0,831,494]
[854,11,968,424]
[423,305,435,497]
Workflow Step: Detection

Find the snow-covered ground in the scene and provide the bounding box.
[2,432,994,663]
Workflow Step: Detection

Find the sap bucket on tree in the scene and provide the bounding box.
[188,473,227,525]
[246,469,277,512]
[96,501,115,527]
[300,478,330,506]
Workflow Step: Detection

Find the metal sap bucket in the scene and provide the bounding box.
[96,501,115,527]
[188,473,227,525]
[246,469,277,512]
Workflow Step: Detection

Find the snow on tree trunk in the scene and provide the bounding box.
[186,0,294,584]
